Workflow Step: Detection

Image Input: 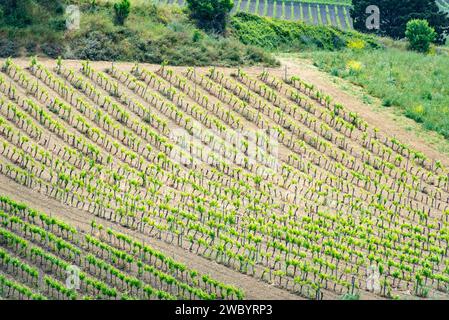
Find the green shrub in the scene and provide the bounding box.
[405,19,437,53]
[114,0,131,26]
[68,30,120,61]
[1,2,276,67]
[192,30,203,42]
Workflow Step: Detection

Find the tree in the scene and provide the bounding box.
[0,0,32,27]
[0,0,64,28]
[113,0,131,26]
[405,19,436,53]
[351,0,449,45]
[186,0,234,34]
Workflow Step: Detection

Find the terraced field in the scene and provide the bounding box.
[155,0,354,29]
[1,58,449,300]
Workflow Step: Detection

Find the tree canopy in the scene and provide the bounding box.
[0,0,64,28]
[351,0,449,44]
[186,0,234,34]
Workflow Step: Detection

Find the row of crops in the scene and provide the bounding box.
[155,0,354,29]
[0,57,449,299]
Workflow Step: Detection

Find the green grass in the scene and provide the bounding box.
[303,47,449,139]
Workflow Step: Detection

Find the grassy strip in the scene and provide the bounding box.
[303,47,449,139]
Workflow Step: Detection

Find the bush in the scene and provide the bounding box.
[41,42,64,58]
[114,0,131,26]
[68,31,120,61]
[186,0,233,34]
[304,46,449,139]
[405,19,437,53]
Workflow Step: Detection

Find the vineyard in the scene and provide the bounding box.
[0,57,449,301]
[155,0,354,29]
[155,0,449,29]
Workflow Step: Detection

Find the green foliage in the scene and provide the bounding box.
[405,19,436,53]
[186,0,234,33]
[304,46,449,139]
[114,0,131,26]
[341,292,360,300]
[351,0,449,45]
[230,12,379,52]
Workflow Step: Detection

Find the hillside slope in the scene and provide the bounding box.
[0,57,449,300]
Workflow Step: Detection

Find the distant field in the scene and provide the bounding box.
[154,0,354,29]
